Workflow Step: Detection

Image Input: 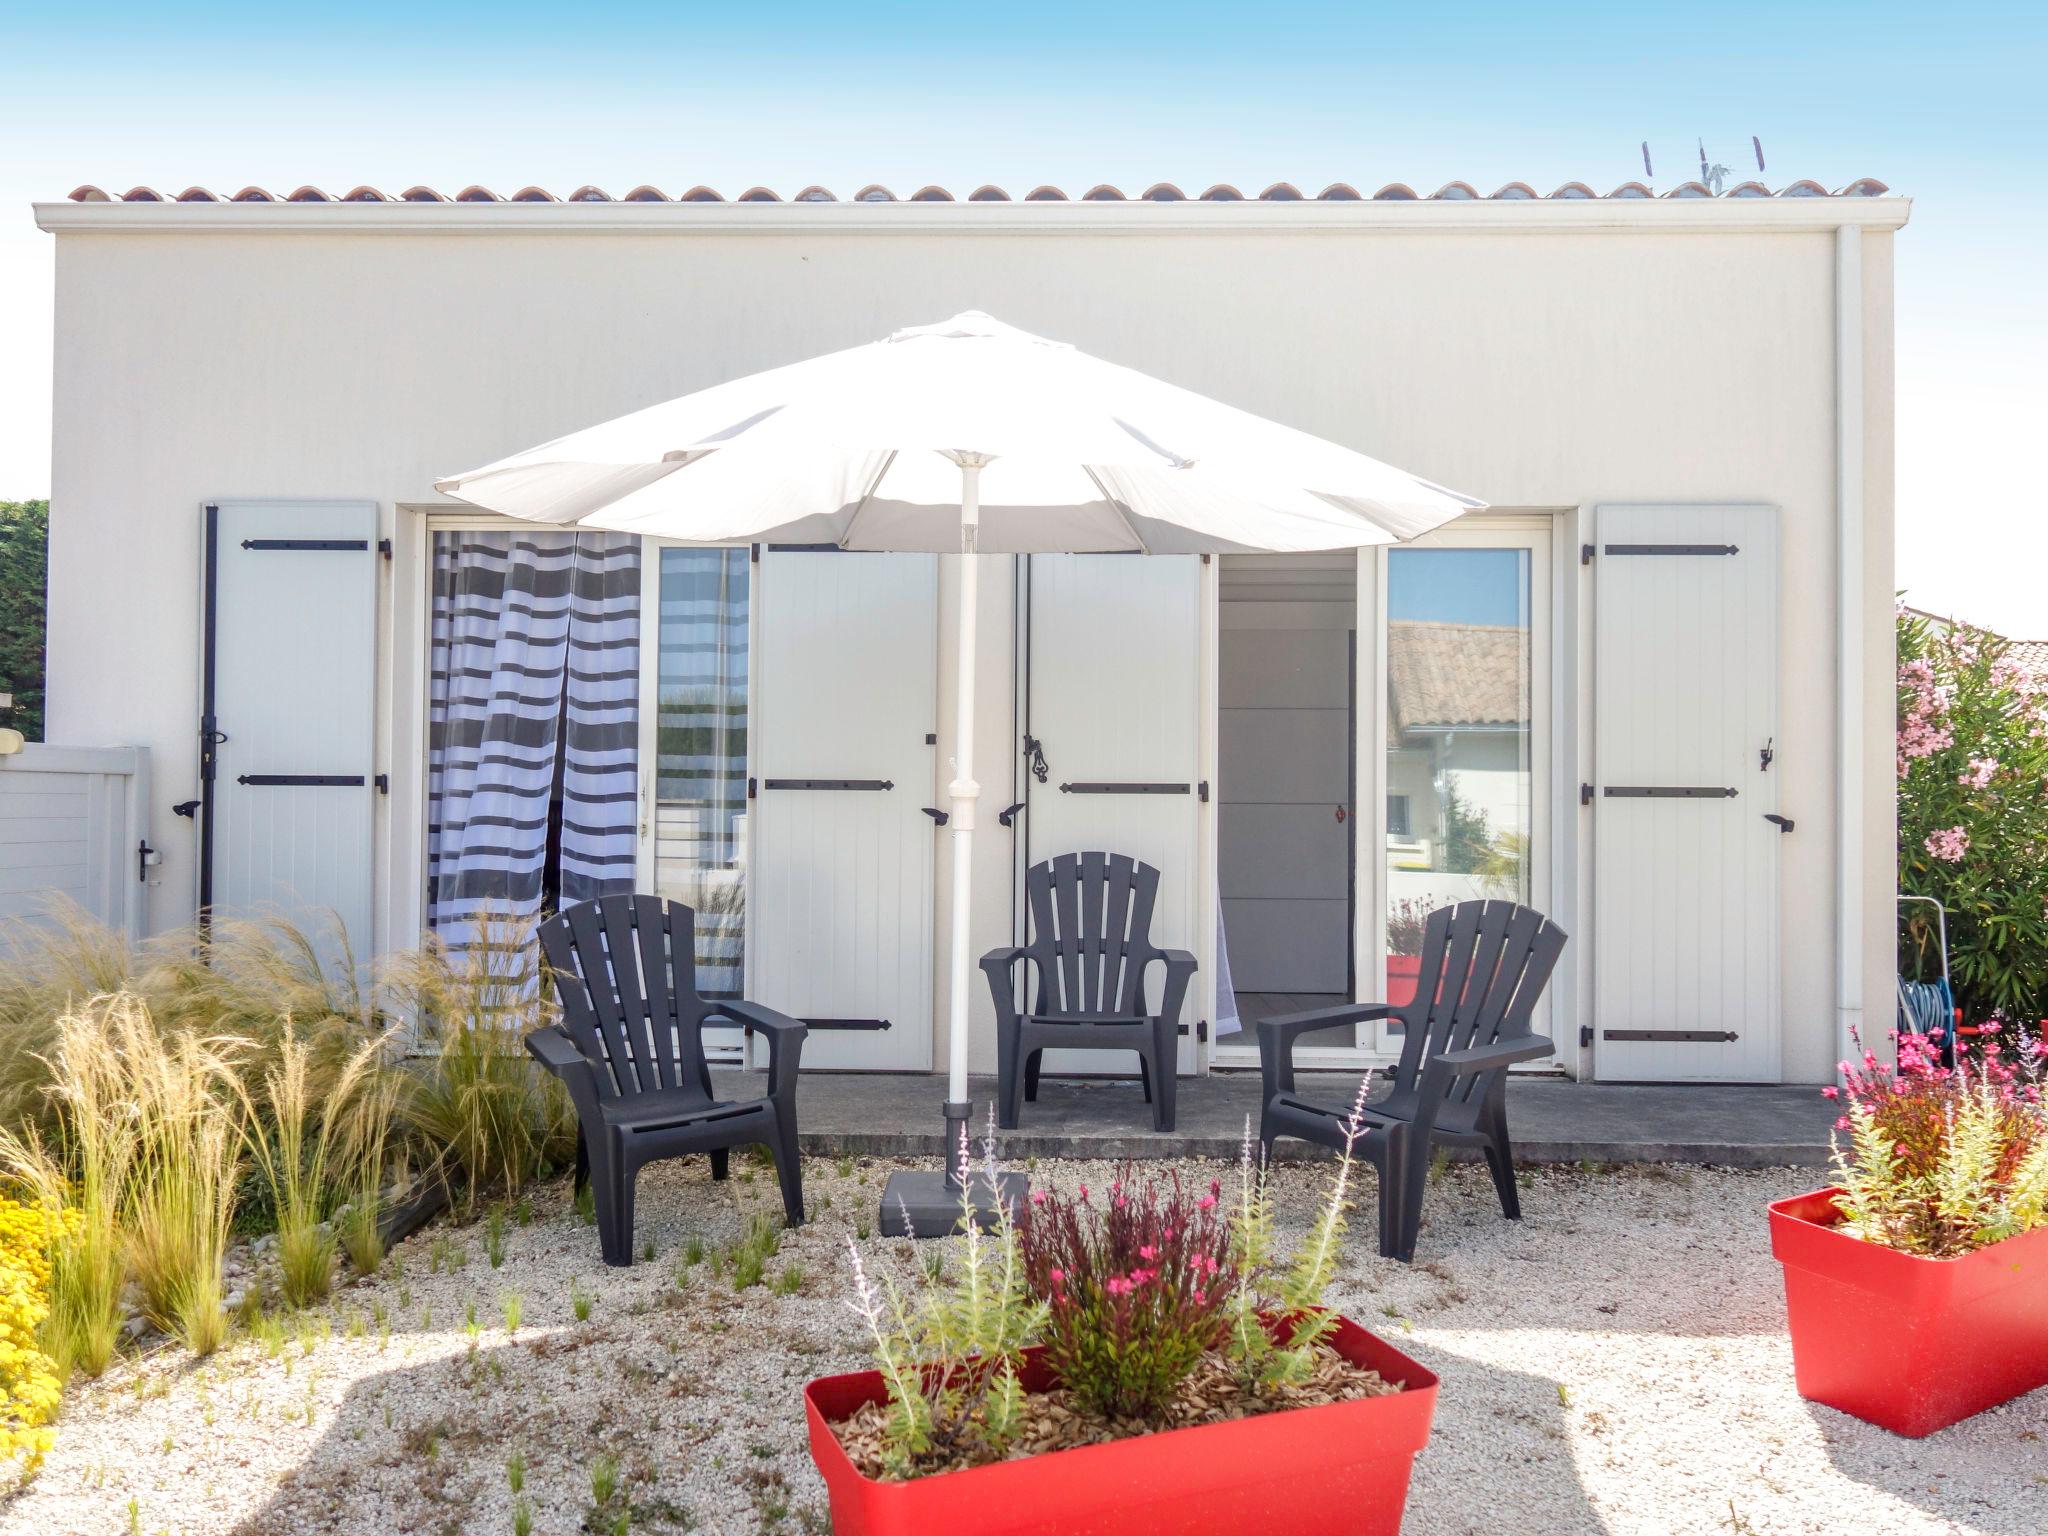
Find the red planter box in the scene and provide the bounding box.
[804,1315,1439,1536]
[1769,1186,2048,1436]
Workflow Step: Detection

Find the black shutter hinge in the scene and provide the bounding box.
[747,776,757,800]
[136,839,158,883]
[1580,782,1595,806]
[1579,1025,1594,1049]
[1764,813,1794,834]
[1198,780,1210,803]
[1759,738,1774,772]
[374,773,389,794]
[749,543,760,564]
[377,538,392,561]
[997,801,1026,828]
[1581,543,1596,565]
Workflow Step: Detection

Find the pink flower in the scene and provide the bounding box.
[1959,757,1999,789]
[1834,1116,1852,1131]
[1078,1184,1089,1202]
[1029,1188,1047,1206]
[1105,1277,1131,1297]
[1820,1085,1839,1099]
[1049,1268,1065,1287]
[1196,1193,1217,1211]
[1139,1244,1157,1261]
[1192,1289,1207,1306]
[1923,825,1970,863]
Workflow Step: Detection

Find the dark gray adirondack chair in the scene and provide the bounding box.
[1258,899,1566,1262]
[529,894,807,1267]
[982,852,1198,1132]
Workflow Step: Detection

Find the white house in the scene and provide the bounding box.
[27,176,1906,1087]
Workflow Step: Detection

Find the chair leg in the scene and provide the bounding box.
[573,1129,590,1196]
[1483,1092,1521,1220]
[1392,1132,1431,1263]
[768,1120,806,1229]
[1137,1055,1153,1104]
[1372,1143,1402,1260]
[710,1147,729,1182]
[997,1020,1023,1130]
[1150,1021,1176,1133]
[1024,1050,1043,1103]
[594,1142,636,1268]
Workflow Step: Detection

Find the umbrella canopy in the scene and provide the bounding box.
[435,311,1482,552]
[437,310,1481,1212]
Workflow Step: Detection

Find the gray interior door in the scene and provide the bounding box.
[1218,555,1356,994]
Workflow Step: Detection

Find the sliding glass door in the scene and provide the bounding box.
[1369,523,1550,1054]
[637,544,752,1058]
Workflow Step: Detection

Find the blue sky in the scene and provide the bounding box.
[1,2,2041,629]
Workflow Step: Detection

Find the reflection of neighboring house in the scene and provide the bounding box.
[1903,605,2048,678]
[1385,620,1528,874]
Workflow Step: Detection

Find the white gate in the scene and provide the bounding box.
[203,502,379,970]
[1021,555,1203,1073]
[750,551,938,1070]
[0,744,151,943]
[1593,505,1781,1082]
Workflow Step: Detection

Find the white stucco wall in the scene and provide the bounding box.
[37,200,1902,1084]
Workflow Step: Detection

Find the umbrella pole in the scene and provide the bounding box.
[941,459,981,1188]
[878,456,1026,1236]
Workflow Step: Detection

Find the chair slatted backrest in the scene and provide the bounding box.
[1392,900,1567,1104]
[538,894,716,1103]
[1023,852,1165,1018]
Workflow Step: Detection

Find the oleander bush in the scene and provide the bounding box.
[1896,607,2048,1025]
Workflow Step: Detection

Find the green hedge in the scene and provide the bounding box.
[0,500,46,742]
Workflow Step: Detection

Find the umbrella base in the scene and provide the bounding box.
[877,1169,1029,1239]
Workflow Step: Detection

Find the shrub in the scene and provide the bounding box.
[1016,1171,1233,1421]
[0,1000,137,1378]
[1896,609,2048,1024]
[0,1194,67,1469]
[382,919,574,1209]
[1830,1025,2047,1256]
[230,1022,391,1309]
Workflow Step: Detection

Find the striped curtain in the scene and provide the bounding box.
[427,530,640,958]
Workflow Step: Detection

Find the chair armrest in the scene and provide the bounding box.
[1258,1002,1398,1049]
[980,947,1028,1027]
[1154,948,1199,1027]
[1257,1003,1398,1101]
[1429,1034,1554,1073]
[722,999,808,1100]
[526,1024,591,1077]
[979,945,1027,970]
[525,1026,604,1123]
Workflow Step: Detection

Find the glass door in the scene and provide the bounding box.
[637,544,752,1062]
[1371,524,1550,1054]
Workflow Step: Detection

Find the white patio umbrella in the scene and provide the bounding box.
[436,311,1482,1230]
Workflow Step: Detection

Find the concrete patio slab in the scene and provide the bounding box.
[710,1069,1839,1168]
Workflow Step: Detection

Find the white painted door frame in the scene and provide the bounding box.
[1210,516,1555,1070]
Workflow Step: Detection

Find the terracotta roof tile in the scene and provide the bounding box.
[1389,621,1527,732]
[59,178,1896,207]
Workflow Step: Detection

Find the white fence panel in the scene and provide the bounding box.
[0,744,151,944]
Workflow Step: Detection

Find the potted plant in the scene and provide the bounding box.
[1385,900,1428,1008]
[1770,1025,2048,1436]
[807,1090,1438,1536]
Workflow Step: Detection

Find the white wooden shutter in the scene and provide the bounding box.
[0,744,150,944]
[1022,555,1204,1073]
[750,551,938,1070]
[204,502,379,969]
[1593,505,1780,1082]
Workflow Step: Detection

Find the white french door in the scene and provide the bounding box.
[748,550,938,1071]
[1210,522,1553,1068]
[1017,554,1204,1075]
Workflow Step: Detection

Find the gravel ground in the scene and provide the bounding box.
[0,1155,2042,1536]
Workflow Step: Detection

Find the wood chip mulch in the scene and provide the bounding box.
[834,1347,1401,1481]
